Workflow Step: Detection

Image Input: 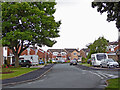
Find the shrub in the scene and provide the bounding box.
[2,64,8,68]
[82,57,87,63]
[66,60,70,63]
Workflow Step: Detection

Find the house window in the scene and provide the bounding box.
[53,52,58,56]
[61,52,66,56]
[74,53,77,56]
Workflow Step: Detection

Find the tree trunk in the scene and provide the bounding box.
[118,30,120,65]
[15,54,19,68]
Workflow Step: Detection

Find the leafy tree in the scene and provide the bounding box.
[92,2,120,63]
[87,37,108,58]
[2,2,61,67]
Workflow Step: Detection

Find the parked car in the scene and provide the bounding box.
[39,60,44,65]
[100,58,119,68]
[70,60,77,65]
[11,60,32,68]
[52,60,57,64]
[57,60,65,63]
[87,59,92,64]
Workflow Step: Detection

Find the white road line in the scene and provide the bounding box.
[88,71,104,79]
[103,73,119,78]
[97,73,108,79]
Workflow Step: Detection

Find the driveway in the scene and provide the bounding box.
[3,63,109,88]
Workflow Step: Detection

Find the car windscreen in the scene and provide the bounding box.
[96,54,106,61]
[71,60,76,62]
[107,59,115,62]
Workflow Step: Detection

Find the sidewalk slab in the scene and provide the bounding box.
[2,64,54,86]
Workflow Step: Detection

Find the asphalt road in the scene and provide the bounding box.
[3,63,119,88]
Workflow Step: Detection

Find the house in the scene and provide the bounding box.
[107,41,118,52]
[2,45,47,65]
[2,47,14,65]
[47,49,67,61]
[106,41,119,61]
[81,48,90,58]
[79,49,86,58]
[64,48,80,60]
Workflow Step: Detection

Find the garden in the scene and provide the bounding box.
[0,64,39,80]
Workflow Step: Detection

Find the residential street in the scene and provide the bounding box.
[3,63,119,88]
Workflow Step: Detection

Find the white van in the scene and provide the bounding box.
[91,53,108,66]
[19,55,39,66]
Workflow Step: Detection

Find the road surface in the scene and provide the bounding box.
[3,63,119,88]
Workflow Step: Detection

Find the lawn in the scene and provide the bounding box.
[105,78,120,89]
[0,67,39,80]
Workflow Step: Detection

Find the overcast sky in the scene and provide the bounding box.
[41,0,118,51]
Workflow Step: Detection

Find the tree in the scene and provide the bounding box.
[2,2,61,67]
[87,37,108,58]
[92,2,120,63]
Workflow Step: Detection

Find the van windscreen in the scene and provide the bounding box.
[96,54,106,60]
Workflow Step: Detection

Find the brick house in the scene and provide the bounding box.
[81,48,89,58]
[47,49,67,61]
[107,45,118,61]
[79,49,86,58]
[2,45,47,64]
[64,48,80,60]
[107,41,118,61]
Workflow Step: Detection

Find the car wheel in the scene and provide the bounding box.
[100,64,103,68]
[108,65,111,68]
[26,65,30,68]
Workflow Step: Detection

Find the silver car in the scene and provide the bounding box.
[100,58,119,68]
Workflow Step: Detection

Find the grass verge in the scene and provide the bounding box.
[79,63,92,67]
[1,67,39,80]
[105,78,120,89]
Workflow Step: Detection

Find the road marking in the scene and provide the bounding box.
[103,73,119,78]
[88,71,104,79]
[97,73,108,79]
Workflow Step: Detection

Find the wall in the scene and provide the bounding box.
[71,50,79,60]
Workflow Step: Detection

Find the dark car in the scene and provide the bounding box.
[87,59,92,64]
[11,60,32,68]
[70,60,77,65]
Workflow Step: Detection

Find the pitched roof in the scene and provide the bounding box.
[81,48,90,52]
[48,49,67,53]
[108,41,118,45]
[64,48,79,53]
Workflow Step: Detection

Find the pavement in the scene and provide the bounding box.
[2,64,54,86]
[76,64,120,71]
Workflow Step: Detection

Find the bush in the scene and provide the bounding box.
[66,60,70,63]
[47,60,52,63]
[82,57,87,63]
[2,64,8,68]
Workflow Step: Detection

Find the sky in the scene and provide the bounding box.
[41,0,118,51]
